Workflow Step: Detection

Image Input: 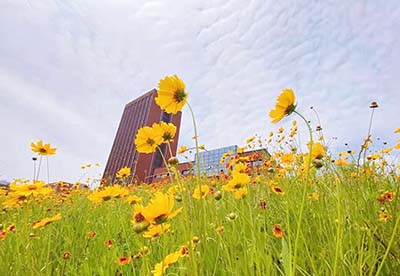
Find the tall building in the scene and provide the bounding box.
[103,89,182,183]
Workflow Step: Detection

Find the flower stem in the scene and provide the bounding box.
[375,212,400,276]
[157,146,173,183]
[167,142,174,158]
[187,102,201,179]
[33,158,37,182]
[292,110,313,276]
[46,156,50,185]
[356,108,375,174]
[36,156,43,181]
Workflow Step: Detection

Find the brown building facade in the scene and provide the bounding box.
[103,89,182,183]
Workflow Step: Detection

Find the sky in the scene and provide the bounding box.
[0,0,399,183]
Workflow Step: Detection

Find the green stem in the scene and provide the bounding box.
[292,110,313,276]
[357,108,375,175]
[187,102,201,179]
[36,156,43,181]
[46,156,50,185]
[167,142,174,158]
[157,146,173,183]
[187,102,207,259]
[375,212,400,276]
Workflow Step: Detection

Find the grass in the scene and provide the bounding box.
[1,164,399,275]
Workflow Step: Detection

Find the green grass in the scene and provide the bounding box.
[1,166,399,276]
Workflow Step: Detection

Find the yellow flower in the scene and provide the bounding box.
[222,171,250,192]
[269,89,296,123]
[380,147,393,154]
[199,144,206,150]
[153,121,177,143]
[334,158,349,166]
[151,250,182,276]
[134,126,163,154]
[133,192,182,225]
[155,75,188,114]
[378,211,390,222]
[116,166,131,179]
[309,142,325,160]
[9,180,53,198]
[87,185,129,203]
[234,187,248,199]
[192,185,210,199]
[309,192,319,201]
[216,226,224,233]
[281,153,294,164]
[246,136,256,144]
[143,224,171,239]
[30,140,57,155]
[367,153,380,160]
[32,213,62,229]
[125,195,142,205]
[394,128,400,133]
[177,145,188,154]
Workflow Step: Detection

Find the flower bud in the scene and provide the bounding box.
[63,251,71,260]
[214,191,222,201]
[227,212,237,220]
[132,221,149,234]
[175,194,182,202]
[168,157,179,166]
[192,236,200,244]
[313,159,323,169]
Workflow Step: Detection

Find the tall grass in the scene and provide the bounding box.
[1,165,399,275]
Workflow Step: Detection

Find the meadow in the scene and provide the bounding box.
[1,75,399,276]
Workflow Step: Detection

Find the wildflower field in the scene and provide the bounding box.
[1,76,400,276]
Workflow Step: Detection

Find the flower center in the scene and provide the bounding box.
[28,185,38,190]
[285,104,296,115]
[39,148,47,153]
[135,212,145,223]
[174,90,187,103]
[163,132,173,141]
[102,196,112,201]
[146,138,155,146]
[155,214,167,224]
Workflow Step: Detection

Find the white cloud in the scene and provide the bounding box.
[0,0,399,182]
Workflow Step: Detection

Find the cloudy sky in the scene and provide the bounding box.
[1,0,399,183]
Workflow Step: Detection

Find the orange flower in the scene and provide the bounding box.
[383,191,394,202]
[7,224,16,232]
[273,224,283,239]
[104,239,113,248]
[87,231,96,239]
[117,256,132,265]
[0,230,7,240]
[272,186,285,196]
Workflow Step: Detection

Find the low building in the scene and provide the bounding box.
[150,146,269,183]
[151,162,194,183]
